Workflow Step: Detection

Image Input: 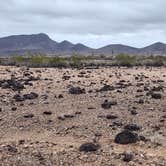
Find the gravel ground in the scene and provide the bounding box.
[0,66,165,166]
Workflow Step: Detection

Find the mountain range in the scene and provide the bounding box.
[0,33,166,56]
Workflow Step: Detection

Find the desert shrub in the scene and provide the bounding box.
[116,54,137,67]
[49,57,67,67]
[28,55,50,67]
[69,55,84,68]
[1,54,166,68]
[144,56,165,67]
[152,56,165,67]
[12,56,26,63]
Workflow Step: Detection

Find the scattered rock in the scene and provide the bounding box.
[124,124,141,131]
[99,85,115,92]
[57,116,65,121]
[64,114,75,118]
[130,110,138,115]
[23,92,38,100]
[106,114,118,120]
[11,107,17,111]
[114,130,139,144]
[43,111,52,115]
[58,94,64,99]
[79,143,100,152]
[138,99,144,104]
[13,92,38,102]
[13,94,24,102]
[122,152,134,162]
[151,92,162,99]
[6,145,17,153]
[0,79,24,91]
[24,114,34,118]
[101,100,117,109]
[62,75,71,80]
[69,87,85,95]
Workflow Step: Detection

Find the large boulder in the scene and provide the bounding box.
[114,130,139,144]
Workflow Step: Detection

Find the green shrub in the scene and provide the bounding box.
[12,56,27,63]
[49,57,67,67]
[116,54,137,67]
[29,55,45,66]
[142,56,166,67]
[69,55,84,68]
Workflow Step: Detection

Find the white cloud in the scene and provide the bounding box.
[0,0,166,48]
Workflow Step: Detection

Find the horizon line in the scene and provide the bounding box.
[0,33,165,50]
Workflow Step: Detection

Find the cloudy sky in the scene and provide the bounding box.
[0,0,166,48]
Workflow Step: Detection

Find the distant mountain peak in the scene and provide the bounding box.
[29,33,51,40]
[60,40,73,45]
[143,42,166,48]
[75,43,88,47]
[0,33,166,56]
[154,42,165,45]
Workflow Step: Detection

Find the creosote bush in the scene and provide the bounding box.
[0,53,166,68]
[116,54,137,67]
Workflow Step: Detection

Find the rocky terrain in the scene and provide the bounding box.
[0,66,166,165]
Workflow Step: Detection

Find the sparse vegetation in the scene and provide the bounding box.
[0,54,166,68]
[69,55,84,68]
[115,54,137,67]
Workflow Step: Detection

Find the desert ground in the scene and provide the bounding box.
[0,66,165,166]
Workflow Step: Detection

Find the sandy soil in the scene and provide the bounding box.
[0,66,165,166]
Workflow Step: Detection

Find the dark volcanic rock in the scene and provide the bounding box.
[13,92,38,102]
[11,107,17,111]
[124,124,141,131]
[151,92,162,99]
[122,152,134,162]
[62,75,71,80]
[6,145,18,153]
[13,94,24,102]
[151,86,163,92]
[101,100,117,109]
[106,114,118,120]
[64,114,75,118]
[99,85,115,92]
[43,111,52,115]
[138,99,144,104]
[23,92,39,100]
[0,79,24,91]
[130,109,138,115]
[114,130,139,144]
[57,116,65,121]
[69,87,85,95]
[58,94,64,99]
[24,114,34,118]
[79,143,100,152]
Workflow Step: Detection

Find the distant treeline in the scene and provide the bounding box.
[0,54,165,68]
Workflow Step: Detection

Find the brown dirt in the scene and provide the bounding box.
[0,66,165,166]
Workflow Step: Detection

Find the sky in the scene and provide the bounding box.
[0,0,166,48]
